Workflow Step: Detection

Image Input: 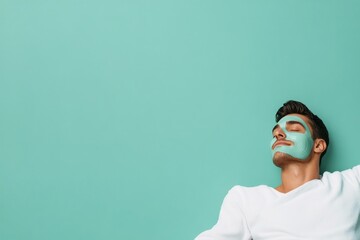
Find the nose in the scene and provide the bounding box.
[273,127,286,140]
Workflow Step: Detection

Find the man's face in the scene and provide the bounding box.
[270,114,314,162]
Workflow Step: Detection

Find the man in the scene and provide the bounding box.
[195,100,360,240]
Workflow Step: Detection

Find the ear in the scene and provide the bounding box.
[314,139,327,154]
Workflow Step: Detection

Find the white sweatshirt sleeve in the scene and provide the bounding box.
[352,165,360,185]
[195,186,252,240]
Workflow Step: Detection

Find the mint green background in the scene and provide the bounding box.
[1,1,360,239]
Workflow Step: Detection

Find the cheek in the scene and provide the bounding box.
[285,132,311,147]
[287,132,314,150]
[284,132,301,143]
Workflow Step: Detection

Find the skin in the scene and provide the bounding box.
[271,113,327,193]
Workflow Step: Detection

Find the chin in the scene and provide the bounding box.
[272,152,300,168]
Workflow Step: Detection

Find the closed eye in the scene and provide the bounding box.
[286,121,305,133]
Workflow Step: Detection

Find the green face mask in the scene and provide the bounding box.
[270,115,314,160]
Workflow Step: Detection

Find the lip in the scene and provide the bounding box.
[272,140,293,149]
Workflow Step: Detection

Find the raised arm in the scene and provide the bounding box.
[353,165,360,185]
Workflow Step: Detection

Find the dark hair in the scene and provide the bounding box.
[275,100,329,163]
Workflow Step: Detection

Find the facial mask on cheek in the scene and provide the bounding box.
[270,115,314,160]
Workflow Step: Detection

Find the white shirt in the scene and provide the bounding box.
[195,165,360,240]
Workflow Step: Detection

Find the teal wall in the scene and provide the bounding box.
[1,1,360,239]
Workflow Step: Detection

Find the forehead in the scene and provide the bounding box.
[278,114,307,124]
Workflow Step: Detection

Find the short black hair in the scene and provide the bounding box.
[275,100,329,163]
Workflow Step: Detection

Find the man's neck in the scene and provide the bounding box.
[276,162,320,193]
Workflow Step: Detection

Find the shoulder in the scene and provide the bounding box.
[227,185,271,196]
[225,185,277,223]
[225,185,275,207]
